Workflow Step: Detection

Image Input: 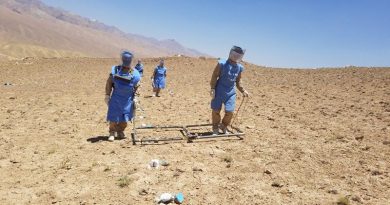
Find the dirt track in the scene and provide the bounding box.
[0,57,389,204]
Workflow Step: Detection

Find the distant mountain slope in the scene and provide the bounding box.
[0,0,207,59]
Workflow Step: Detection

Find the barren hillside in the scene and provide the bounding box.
[0,0,206,59]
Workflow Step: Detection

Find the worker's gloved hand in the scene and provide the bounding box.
[210,89,215,99]
[242,90,250,97]
[105,95,110,106]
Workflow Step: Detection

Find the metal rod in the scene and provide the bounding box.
[195,132,245,139]
[131,102,138,145]
[182,126,196,142]
[135,137,184,143]
[136,125,183,129]
[182,127,196,138]
[131,133,137,145]
[131,123,245,145]
[230,126,243,133]
[185,123,212,128]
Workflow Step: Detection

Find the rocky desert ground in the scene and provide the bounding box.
[0,57,389,204]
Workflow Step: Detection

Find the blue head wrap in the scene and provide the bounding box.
[121,51,133,67]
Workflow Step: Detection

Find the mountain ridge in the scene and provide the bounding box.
[0,0,207,59]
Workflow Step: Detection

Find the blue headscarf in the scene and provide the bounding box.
[121,51,133,67]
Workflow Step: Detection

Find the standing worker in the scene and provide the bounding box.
[151,59,167,97]
[105,51,141,142]
[134,59,144,77]
[210,46,249,135]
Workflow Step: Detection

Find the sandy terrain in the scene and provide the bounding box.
[0,57,389,204]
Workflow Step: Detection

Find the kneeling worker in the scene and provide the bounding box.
[105,51,141,142]
[210,46,249,135]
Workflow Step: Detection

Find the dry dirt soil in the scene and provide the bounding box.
[0,57,389,205]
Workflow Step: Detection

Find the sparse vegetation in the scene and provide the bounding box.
[337,196,350,205]
[59,158,71,170]
[91,161,99,167]
[117,176,131,188]
[47,148,56,154]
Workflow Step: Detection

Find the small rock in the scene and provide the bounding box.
[355,136,364,141]
[159,160,169,166]
[351,195,362,203]
[9,97,16,100]
[173,172,181,177]
[139,189,148,196]
[192,167,203,172]
[10,159,19,164]
[264,170,272,175]
[176,168,185,173]
[246,125,255,129]
[223,156,233,163]
[383,141,390,145]
[271,181,283,188]
[4,82,12,86]
[280,189,292,195]
[361,146,371,151]
[363,196,370,201]
[267,117,275,121]
[328,189,338,194]
[371,170,382,176]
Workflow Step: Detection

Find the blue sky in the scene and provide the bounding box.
[43,0,390,68]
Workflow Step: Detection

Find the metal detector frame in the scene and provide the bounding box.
[131,123,244,145]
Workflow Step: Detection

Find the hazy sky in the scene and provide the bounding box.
[43,0,390,68]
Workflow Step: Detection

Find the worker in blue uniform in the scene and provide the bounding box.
[134,59,144,77]
[151,59,167,97]
[105,51,141,142]
[210,46,250,135]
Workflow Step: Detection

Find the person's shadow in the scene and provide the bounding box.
[87,136,109,143]
[87,136,127,143]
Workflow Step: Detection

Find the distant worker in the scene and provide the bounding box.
[105,51,141,142]
[210,46,249,135]
[134,59,144,77]
[151,59,167,97]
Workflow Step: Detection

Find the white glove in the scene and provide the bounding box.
[210,89,215,99]
[242,90,249,97]
[105,95,110,105]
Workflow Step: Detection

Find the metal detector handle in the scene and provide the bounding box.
[131,97,137,145]
[230,95,248,129]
